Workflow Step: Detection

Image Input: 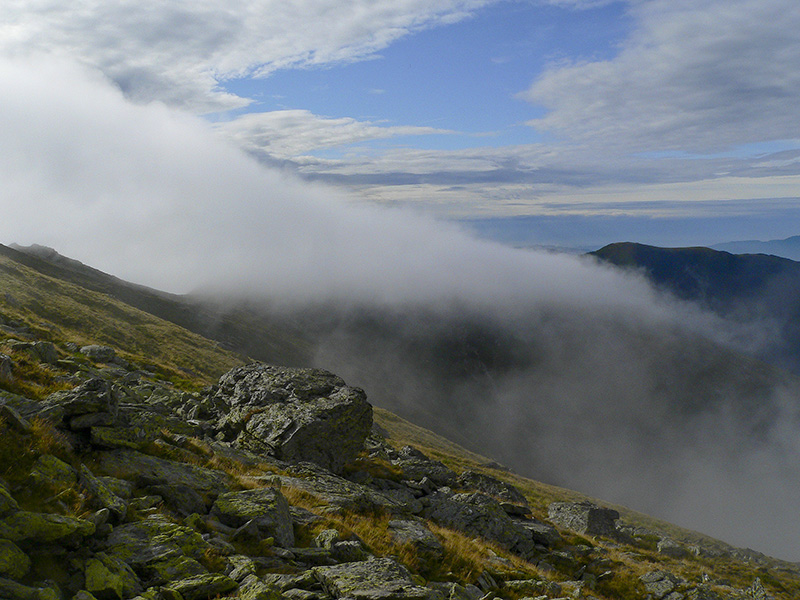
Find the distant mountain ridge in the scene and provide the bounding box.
[712,234,800,261]
[591,241,800,373]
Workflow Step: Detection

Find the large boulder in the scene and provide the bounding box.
[211,364,373,474]
[422,491,535,559]
[547,501,619,538]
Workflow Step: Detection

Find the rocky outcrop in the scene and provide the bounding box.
[210,487,294,548]
[547,501,620,537]
[209,364,372,474]
[0,354,793,600]
[313,558,439,600]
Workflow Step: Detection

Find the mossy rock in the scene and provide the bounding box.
[0,577,59,600]
[84,552,142,600]
[0,539,31,580]
[210,487,294,548]
[27,454,77,492]
[163,573,237,600]
[0,486,19,518]
[0,511,95,543]
[105,519,210,570]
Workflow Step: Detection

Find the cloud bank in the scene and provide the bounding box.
[3,56,800,561]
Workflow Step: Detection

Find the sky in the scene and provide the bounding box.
[2,0,800,249]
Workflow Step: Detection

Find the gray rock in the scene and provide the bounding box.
[238,575,282,600]
[80,465,128,522]
[426,583,482,600]
[0,511,95,543]
[26,454,78,496]
[84,552,143,600]
[313,557,440,600]
[95,449,233,494]
[0,403,30,434]
[503,580,562,597]
[212,364,373,474]
[392,447,456,488]
[40,378,118,421]
[163,573,237,600]
[387,519,444,560]
[224,555,257,582]
[210,487,294,548]
[81,346,117,363]
[547,501,619,537]
[657,537,689,558]
[261,571,319,592]
[0,354,13,383]
[275,465,407,514]
[32,342,59,365]
[456,471,528,507]
[0,486,20,518]
[639,571,679,599]
[103,518,211,584]
[423,491,535,558]
[0,577,59,600]
[0,539,31,580]
[516,519,562,548]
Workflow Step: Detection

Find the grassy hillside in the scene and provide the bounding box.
[2,244,799,599]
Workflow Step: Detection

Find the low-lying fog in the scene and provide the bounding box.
[3,56,799,561]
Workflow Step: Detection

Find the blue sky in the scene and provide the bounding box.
[2,0,800,250]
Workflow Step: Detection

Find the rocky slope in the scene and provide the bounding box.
[1,245,799,599]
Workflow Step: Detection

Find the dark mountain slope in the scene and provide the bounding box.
[3,243,310,366]
[592,242,800,373]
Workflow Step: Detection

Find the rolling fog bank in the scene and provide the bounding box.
[4,55,800,560]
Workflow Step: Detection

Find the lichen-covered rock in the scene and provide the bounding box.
[387,519,444,560]
[238,575,282,600]
[104,518,211,584]
[456,471,528,507]
[0,354,13,383]
[657,537,689,558]
[0,577,60,600]
[84,552,143,600]
[502,579,562,597]
[391,447,456,488]
[95,449,232,494]
[547,501,619,537]
[0,539,31,580]
[80,465,128,521]
[32,342,58,365]
[210,487,294,548]
[224,555,257,582]
[81,345,117,363]
[313,557,440,600]
[0,403,31,434]
[163,573,237,600]
[40,378,118,422]
[27,454,77,492]
[211,364,373,474]
[639,571,680,599]
[0,486,19,518]
[0,511,95,543]
[423,491,535,558]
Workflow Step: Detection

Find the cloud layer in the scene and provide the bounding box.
[522,0,800,153]
[0,0,489,113]
[3,55,800,560]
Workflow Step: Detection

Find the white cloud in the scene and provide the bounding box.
[217,110,452,159]
[521,0,800,154]
[0,0,490,113]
